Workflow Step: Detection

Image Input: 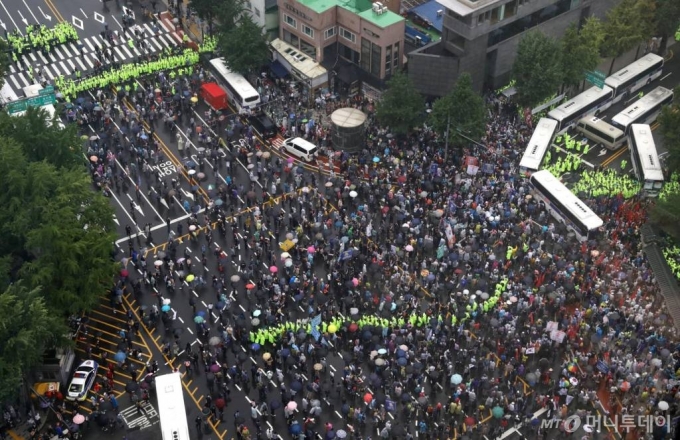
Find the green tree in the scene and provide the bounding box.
[601,0,656,74]
[560,18,604,92]
[0,39,10,89]
[217,15,269,75]
[189,0,221,35]
[0,107,81,168]
[0,284,70,402]
[651,86,680,236]
[215,0,248,35]
[512,31,562,109]
[0,136,118,314]
[430,73,487,151]
[375,71,425,135]
[657,86,680,174]
[654,0,680,54]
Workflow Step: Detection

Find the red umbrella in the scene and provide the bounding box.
[465,417,476,426]
[246,283,256,290]
[120,269,129,277]
[215,398,226,409]
[348,323,359,332]
[363,393,373,404]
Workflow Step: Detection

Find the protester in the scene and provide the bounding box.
[63,29,680,440]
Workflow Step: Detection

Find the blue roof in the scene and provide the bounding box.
[409,0,444,33]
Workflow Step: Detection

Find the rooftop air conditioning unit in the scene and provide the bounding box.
[372,2,384,13]
[437,9,443,16]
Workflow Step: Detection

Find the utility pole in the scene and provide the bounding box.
[444,114,451,161]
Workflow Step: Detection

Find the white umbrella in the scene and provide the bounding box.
[302,187,310,193]
[349,190,358,198]
[189,225,197,231]
[281,252,291,259]
[162,298,171,305]
[285,258,293,267]
[658,401,669,411]
[154,260,163,267]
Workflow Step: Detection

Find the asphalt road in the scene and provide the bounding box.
[549,49,680,174]
[5,0,179,97]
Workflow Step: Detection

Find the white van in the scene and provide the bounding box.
[283,137,318,162]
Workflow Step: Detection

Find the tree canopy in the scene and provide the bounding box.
[0,284,70,402]
[601,0,656,74]
[511,31,563,109]
[0,39,9,89]
[430,73,487,149]
[375,71,425,135]
[0,109,118,314]
[216,14,269,76]
[653,0,680,53]
[559,18,604,92]
[651,86,680,237]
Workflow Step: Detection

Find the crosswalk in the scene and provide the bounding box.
[6,21,180,95]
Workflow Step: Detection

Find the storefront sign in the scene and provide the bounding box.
[284,3,312,21]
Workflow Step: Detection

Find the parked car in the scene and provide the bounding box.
[248,113,278,139]
[66,360,99,401]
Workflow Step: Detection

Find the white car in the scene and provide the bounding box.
[66,360,99,401]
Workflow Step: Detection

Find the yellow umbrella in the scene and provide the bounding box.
[186,274,195,282]
[263,352,271,361]
[190,96,198,103]
[328,324,337,333]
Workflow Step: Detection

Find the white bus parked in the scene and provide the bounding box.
[208,57,261,112]
[628,124,664,197]
[519,118,558,175]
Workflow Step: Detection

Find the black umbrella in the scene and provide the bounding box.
[290,381,303,392]
[270,400,282,410]
[126,382,139,393]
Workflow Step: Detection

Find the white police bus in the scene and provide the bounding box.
[605,53,664,104]
[628,124,664,197]
[208,57,261,112]
[529,170,603,242]
[519,118,558,175]
[611,86,673,134]
[156,373,190,440]
[547,86,614,134]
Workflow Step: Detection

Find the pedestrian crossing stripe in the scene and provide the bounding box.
[5,24,180,93]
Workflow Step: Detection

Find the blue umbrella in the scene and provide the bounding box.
[114,351,126,363]
[281,348,290,357]
[396,349,405,358]
[161,305,171,312]
[216,301,225,309]
[251,343,260,352]
[451,374,463,385]
[397,357,407,366]
[289,422,301,435]
[197,311,206,317]
[290,381,303,392]
[373,156,380,163]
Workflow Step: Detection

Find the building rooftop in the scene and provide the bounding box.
[409,0,444,32]
[298,0,404,27]
[435,0,500,16]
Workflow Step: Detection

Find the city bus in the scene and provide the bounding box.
[610,86,673,134]
[575,116,626,150]
[208,57,261,112]
[519,118,558,175]
[605,53,664,104]
[547,86,614,134]
[529,170,604,242]
[628,124,664,197]
[156,373,190,440]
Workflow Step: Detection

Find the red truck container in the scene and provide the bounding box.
[200,83,229,111]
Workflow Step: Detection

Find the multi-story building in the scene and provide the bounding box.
[408,0,620,96]
[246,0,280,39]
[272,0,405,96]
